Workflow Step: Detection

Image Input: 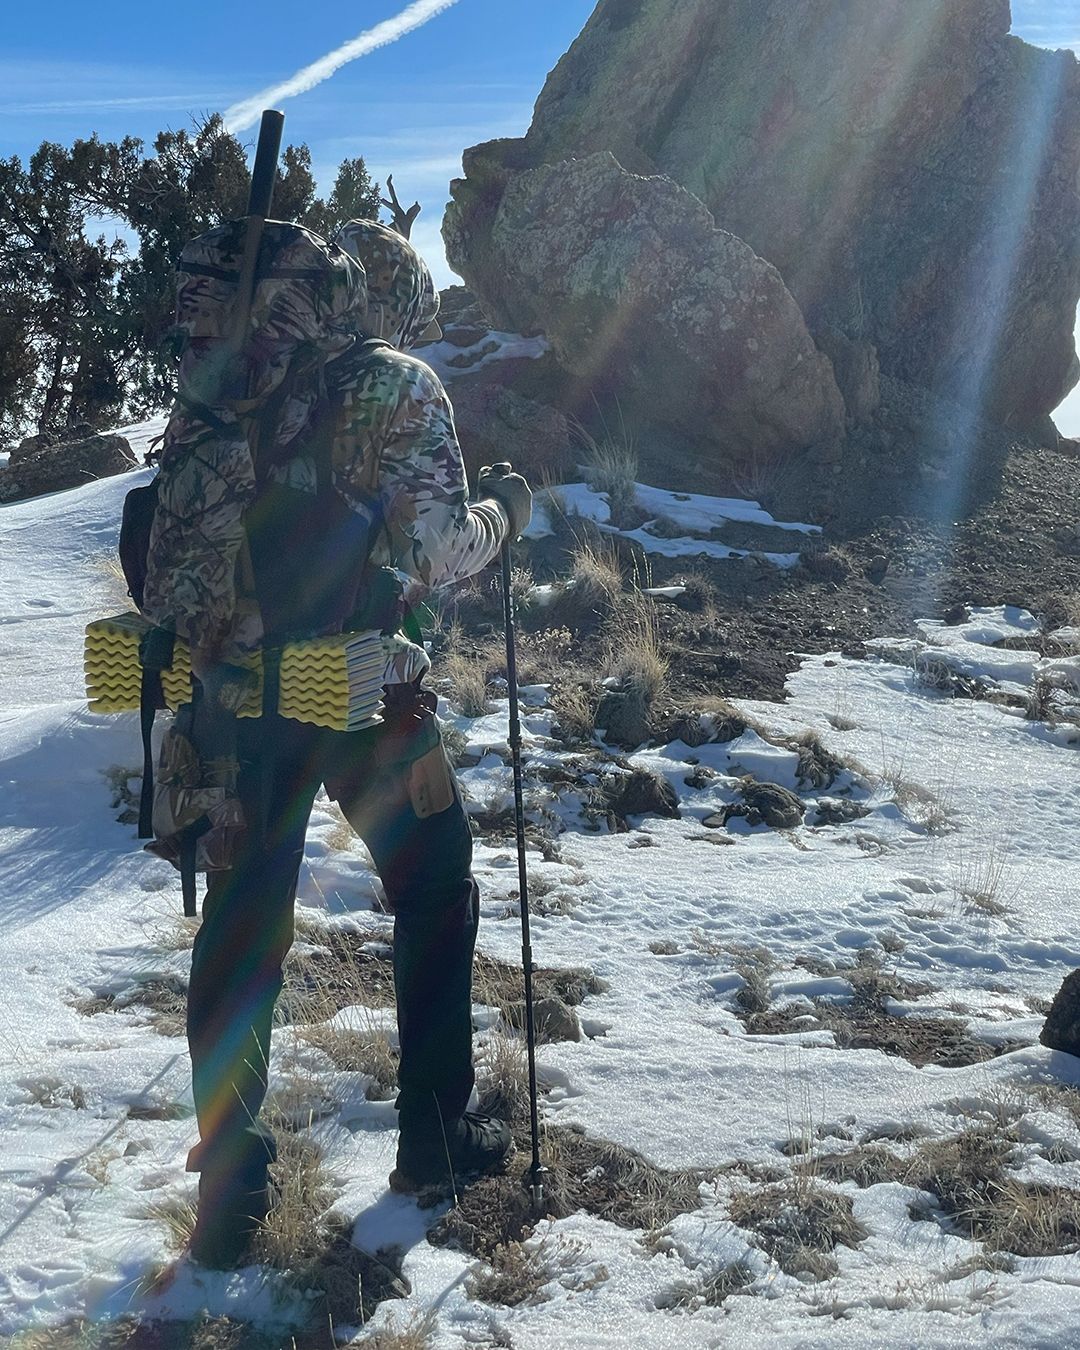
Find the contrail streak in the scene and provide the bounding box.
[223,0,462,133]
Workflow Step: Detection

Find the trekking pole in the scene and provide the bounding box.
[491,463,549,1212]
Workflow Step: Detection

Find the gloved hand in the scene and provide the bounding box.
[197,660,260,715]
[477,462,533,539]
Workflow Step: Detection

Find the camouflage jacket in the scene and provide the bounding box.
[270,343,507,684]
[143,217,506,686]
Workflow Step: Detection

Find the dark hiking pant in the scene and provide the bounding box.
[185,688,478,1178]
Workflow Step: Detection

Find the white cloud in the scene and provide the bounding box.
[0,59,235,118]
[223,0,463,134]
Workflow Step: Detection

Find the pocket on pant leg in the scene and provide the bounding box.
[404,745,455,820]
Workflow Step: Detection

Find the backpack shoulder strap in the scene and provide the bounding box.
[312,335,395,496]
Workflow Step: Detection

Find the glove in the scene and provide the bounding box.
[477,463,533,539]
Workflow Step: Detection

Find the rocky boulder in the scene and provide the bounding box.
[446,152,844,464]
[603,766,680,820]
[1041,969,1080,1058]
[0,431,134,503]
[722,781,805,831]
[448,0,1080,436]
[449,379,575,485]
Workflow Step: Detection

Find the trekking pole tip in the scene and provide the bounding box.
[524,1163,551,1213]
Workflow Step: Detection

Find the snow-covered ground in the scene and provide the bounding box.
[3,450,1080,1347]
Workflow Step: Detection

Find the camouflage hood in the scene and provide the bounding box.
[335,219,439,350]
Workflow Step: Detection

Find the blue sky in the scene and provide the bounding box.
[0,1,596,287]
[2,0,1078,431]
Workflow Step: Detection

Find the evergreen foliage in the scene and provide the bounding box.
[0,117,385,441]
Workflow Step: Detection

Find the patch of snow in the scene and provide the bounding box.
[424,331,549,382]
[632,482,820,535]
[615,524,802,566]
[525,480,814,567]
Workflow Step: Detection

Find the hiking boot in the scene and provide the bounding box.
[188,1159,271,1269]
[390,1110,513,1196]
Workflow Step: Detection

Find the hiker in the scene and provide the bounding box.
[155,219,532,1267]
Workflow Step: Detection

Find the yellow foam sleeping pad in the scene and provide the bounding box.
[85,614,385,730]
[277,630,385,731]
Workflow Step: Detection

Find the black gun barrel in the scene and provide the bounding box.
[247,110,285,219]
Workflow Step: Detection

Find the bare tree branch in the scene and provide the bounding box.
[380,174,421,240]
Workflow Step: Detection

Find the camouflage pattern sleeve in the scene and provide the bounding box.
[332,351,508,589]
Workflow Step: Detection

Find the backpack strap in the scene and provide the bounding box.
[137,668,159,840]
[136,627,177,840]
[180,831,199,919]
[310,335,394,495]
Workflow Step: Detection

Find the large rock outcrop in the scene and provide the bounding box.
[446,152,844,461]
[446,0,1080,439]
[0,431,133,503]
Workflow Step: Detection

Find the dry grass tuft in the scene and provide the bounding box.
[472,952,605,1021]
[733,949,777,1019]
[2,1315,294,1349]
[605,592,668,708]
[789,731,847,791]
[48,1168,410,1347]
[657,1258,756,1311]
[902,1122,1080,1256]
[809,1145,901,1189]
[253,1132,334,1270]
[701,1258,757,1305]
[740,951,1007,1069]
[438,625,505,718]
[322,799,357,854]
[18,1078,88,1110]
[146,1190,199,1253]
[91,552,134,609]
[728,1178,867,1280]
[431,1124,706,1262]
[262,1066,342,1135]
[360,1312,437,1350]
[102,763,142,824]
[574,418,640,528]
[950,837,1020,918]
[437,717,470,768]
[254,1133,411,1333]
[147,913,201,954]
[76,977,187,1038]
[1025,669,1080,723]
[649,938,681,956]
[513,627,575,686]
[550,538,624,632]
[1029,1081,1080,1133]
[278,923,397,1024]
[728,448,794,503]
[299,1021,399,1101]
[799,542,854,584]
[550,679,600,745]
[476,1027,531,1127]
[465,1234,586,1308]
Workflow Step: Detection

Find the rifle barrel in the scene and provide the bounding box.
[247,110,285,219]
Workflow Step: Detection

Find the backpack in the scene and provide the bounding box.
[119,218,389,913]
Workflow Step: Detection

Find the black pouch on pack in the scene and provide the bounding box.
[119,478,160,612]
[246,336,392,643]
[245,481,377,642]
